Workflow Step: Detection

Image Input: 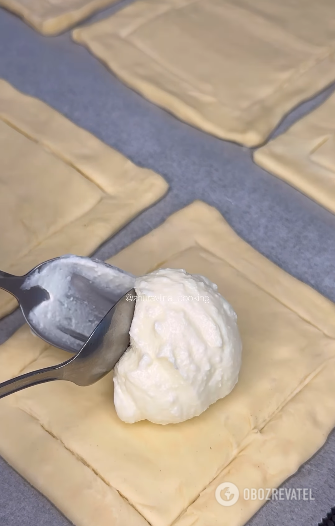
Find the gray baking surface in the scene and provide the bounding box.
[1,2,335,525]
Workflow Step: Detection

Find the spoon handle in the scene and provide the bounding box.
[0,364,64,399]
[0,270,24,299]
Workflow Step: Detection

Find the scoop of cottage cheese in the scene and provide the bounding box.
[113,268,242,425]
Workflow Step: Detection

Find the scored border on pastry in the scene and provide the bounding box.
[0,201,334,526]
[73,0,335,146]
[254,89,335,214]
[0,79,168,318]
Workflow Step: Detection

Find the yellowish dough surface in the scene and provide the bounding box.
[73,0,335,146]
[1,201,335,526]
[254,90,335,214]
[0,79,168,319]
[0,0,121,35]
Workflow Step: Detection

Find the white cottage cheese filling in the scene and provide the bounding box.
[114,268,242,424]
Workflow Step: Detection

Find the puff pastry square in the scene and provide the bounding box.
[254,90,335,214]
[0,0,121,35]
[1,201,335,526]
[73,0,335,146]
[0,79,168,319]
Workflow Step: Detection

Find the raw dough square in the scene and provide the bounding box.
[0,79,168,319]
[0,0,121,35]
[1,201,335,526]
[73,0,335,146]
[254,90,335,213]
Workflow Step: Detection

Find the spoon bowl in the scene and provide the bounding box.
[0,255,135,352]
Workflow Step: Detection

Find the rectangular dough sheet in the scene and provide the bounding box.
[0,0,121,35]
[1,201,335,526]
[254,90,335,214]
[73,0,335,147]
[0,79,168,319]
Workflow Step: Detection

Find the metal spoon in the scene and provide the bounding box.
[0,255,135,353]
[0,288,136,399]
